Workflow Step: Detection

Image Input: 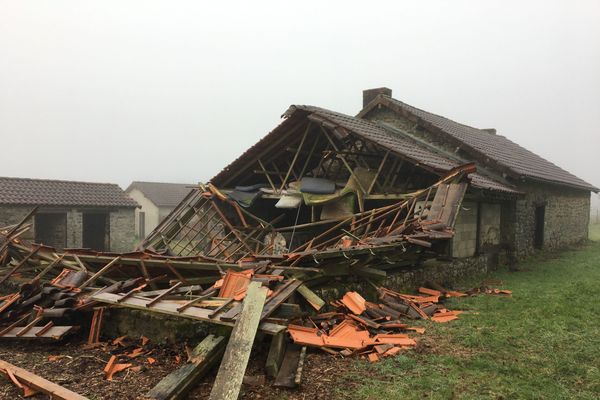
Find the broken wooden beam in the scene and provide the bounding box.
[296,284,325,311]
[273,343,302,388]
[208,281,268,400]
[147,334,227,400]
[0,358,88,400]
[265,331,287,378]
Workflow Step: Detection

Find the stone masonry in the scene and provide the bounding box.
[0,206,135,252]
[513,182,590,258]
[110,208,136,252]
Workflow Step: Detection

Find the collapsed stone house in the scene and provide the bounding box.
[158,87,595,280]
[0,177,138,252]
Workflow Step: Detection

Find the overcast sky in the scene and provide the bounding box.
[1,1,599,206]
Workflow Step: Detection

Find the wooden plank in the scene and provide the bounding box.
[271,303,302,319]
[0,358,88,400]
[296,285,325,311]
[260,279,302,320]
[208,298,234,318]
[91,292,284,335]
[147,335,227,400]
[351,266,387,279]
[265,331,287,378]
[146,282,183,308]
[273,343,301,388]
[0,326,76,340]
[78,256,121,289]
[294,346,307,386]
[208,282,268,400]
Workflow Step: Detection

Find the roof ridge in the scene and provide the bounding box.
[0,176,121,186]
[129,181,194,185]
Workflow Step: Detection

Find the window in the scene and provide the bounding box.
[534,205,545,249]
[139,211,146,238]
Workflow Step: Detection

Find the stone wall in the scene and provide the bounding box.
[110,208,136,252]
[514,182,590,258]
[452,201,478,257]
[0,206,35,241]
[66,209,83,248]
[314,255,497,302]
[479,203,502,249]
[0,205,135,252]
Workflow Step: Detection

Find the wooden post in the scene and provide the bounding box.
[208,282,268,400]
[265,331,287,378]
[147,335,227,400]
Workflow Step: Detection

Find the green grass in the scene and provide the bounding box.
[589,223,600,241]
[335,240,600,399]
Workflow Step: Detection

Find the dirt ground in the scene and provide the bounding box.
[0,335,351,399]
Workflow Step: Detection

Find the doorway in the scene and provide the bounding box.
[34,213,67,249]
[83,213,109,251]
[534,205,545,249]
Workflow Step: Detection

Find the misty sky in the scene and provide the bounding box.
[1,1,599,209]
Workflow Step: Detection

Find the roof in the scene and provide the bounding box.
[126,182,194,207]
[360,95,597,192]
[212,105,519,194]
[0,177,138,207]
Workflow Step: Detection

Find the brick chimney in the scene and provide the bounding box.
[363,87,392,108]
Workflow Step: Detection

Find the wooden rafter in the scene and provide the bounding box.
[319,126,367,193]
[279,123,310,192]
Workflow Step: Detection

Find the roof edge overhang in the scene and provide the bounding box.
[0,203,138,208]
[520,176,598,193]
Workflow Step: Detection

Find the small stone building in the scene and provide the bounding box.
[125,182,193,239]
[0,177,138,252]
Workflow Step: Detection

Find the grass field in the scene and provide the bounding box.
[335,229,600,399]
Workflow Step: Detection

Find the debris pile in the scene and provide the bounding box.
[286,281,511,362]
[0,164,517,397]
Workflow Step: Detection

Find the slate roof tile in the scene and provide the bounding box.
[377,97,596,191]
[125,182,194,207]
[0,177,138,207]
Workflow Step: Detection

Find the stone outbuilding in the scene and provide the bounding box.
[125,181,193,239]
[0,177,138,252]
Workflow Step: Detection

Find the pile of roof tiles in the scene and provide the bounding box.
[288,283,511,362]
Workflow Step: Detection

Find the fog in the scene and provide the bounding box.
[1,0,599,192]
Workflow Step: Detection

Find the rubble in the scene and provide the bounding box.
[0,163,512,397]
